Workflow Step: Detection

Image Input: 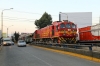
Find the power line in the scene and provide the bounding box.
[1,10,99,22]
[3,15,98,21]
[11,10,99,18]
[3,16,36,21]
[3,16,36,20]
[11,10,58,16]
[2,18,35,22]
[1,17,99,23]
[1,9,100,18]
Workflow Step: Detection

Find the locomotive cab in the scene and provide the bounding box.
[58,21,77,38]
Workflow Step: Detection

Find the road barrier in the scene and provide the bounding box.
[30,43,100,59]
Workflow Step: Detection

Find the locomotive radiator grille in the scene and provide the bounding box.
[58,37,76,44]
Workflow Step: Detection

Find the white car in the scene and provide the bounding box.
[17,40,26,47]
[3,38,12,46]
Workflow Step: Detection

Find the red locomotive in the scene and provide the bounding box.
[33,20,77,44]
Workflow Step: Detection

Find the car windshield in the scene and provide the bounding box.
[18,40,25,43]
[3,40,10,41]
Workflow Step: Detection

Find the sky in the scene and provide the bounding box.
[0,0,100,36]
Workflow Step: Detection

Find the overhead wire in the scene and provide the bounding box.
[2,18,35,22]
[2,15,98,21]
[3,16,36,20]
[0,10,99,24]
[1,9,100,18]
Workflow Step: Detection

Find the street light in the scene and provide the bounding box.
[3,25,13,37]
[59,12,68,20]
[1,8,13,38]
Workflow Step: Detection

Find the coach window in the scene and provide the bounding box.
[72,24,76,28]
[66,23,71,28]
[60,23,65,28]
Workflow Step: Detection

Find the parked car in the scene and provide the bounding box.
[11,41,14,45]
[3,38,12,46]
[17,40,26,47]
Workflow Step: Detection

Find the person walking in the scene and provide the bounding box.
[0,37,3,50]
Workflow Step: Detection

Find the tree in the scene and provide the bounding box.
[14,31,20,43]
[35,12,52,29]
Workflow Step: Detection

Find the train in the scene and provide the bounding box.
[31,21,100,45]
[17,18,100,45]
[78,24,100,43]
[33,20,77,44]
[19,33,33,43]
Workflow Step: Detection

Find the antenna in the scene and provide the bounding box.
[67,15,68,20]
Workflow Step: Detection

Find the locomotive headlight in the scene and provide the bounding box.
[68,29,71,31]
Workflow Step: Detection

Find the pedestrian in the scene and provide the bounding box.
[0,37,2,45]
[0,37,3,44]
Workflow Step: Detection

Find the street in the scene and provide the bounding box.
[0,44,100,66]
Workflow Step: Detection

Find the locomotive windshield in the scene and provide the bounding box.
[66,23,71,28]
[60,23,65,28]
[72,24,76,28]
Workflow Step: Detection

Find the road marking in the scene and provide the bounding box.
[33,45,100,63]
[22,48,53,66]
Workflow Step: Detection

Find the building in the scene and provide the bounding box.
[59,12,92,28]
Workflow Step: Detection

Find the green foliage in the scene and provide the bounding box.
[35,12,52,29]
[14,31,20,43]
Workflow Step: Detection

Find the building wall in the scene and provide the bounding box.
[59,12,92,28]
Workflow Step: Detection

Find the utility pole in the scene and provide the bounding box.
[3,25,13,37]
[1,8,13,38]
[7,28,8,37]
